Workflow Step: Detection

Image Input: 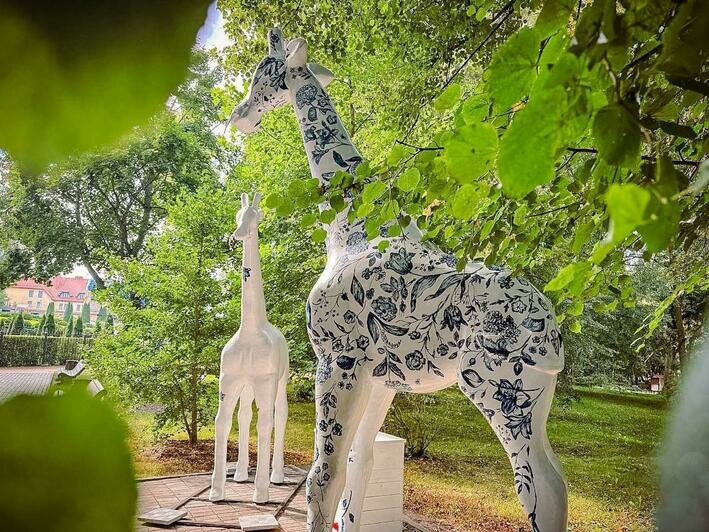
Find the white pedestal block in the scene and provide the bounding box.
[361,432,405,532]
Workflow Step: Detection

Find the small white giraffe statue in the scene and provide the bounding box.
[209,192,289,504]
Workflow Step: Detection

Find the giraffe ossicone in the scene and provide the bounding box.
[210,191,289,505]
[230,27,568,532]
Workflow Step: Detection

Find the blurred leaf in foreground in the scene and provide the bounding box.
[0,391,136,532]
[0,0,211,172]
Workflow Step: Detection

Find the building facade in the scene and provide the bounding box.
[3,276,100,323]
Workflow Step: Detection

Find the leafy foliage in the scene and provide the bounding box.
[220,0,707,346]
[0,0,211,171]
[0,391,136,531]
[88,185,236,442]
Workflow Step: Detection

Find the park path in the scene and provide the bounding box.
[0,366,58,402]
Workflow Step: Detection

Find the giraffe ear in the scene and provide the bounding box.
[286,37,308,66]
[252,192,262,207]
[267,28,285,58]
[308,63,335,87]
[241,193,249,207]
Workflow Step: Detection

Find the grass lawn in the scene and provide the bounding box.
[128,386,665,531]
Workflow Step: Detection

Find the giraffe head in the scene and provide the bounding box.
[229,28,334,134]
[230,192,263,243]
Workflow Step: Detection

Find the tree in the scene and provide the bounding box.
[105,314,114,334]
[93,320,102,335]
[63,302,73,322]
[37,314,46,334]
[220,0,708,379]
[46,301,54,316]
[9,312,23,335]
[44,314,56,336]
[74,317,84,338]
[64,315,74,337]
[89,185,236,443]
[81,303,90,324]
[96,307,107,322]
[0,53,234,289]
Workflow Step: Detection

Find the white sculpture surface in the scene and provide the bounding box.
[209,192,289,504]
[230,29,568,532]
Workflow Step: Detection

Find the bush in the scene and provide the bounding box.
[384,394,440,458]
[288,372,315,402]
[0,334,93,367]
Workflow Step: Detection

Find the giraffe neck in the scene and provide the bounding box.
[240,232,267,329]
[286,65,364,254]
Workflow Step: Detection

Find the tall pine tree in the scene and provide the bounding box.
[63,302,73,322]
[81,303,90,324]
[44,314,56,336]
[64,315,74,337]
[74,317,83,337]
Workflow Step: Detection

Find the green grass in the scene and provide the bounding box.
[128,386,665,531]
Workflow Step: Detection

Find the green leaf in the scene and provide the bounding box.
[433,83,462,112]
[356,202,375,218]
[330,193,346,212]
[362,181,388,203]
[571,220,594,253]
[568,319,582,333]
[592,104,642,167]
[567,300,584,316]
[451,183,490,220]
[443,123,498,184]
[0,1,211,172]
[486,27,541,111]
[387,144,408,167]
[320,209,337,224]
[264,193,282,209]
[513,205,528,226]
[312,228,327,242]
[479,219,495,241]
[536,0,575,37]
[545,261,591,291]
[498,87,565,198]
[378,240,391,252]
[460,94,490,124]
[300,213,317,228]
[605,183,651,244]
[637,157,682,252]
[397,167,421,192]
[0,392,136,532]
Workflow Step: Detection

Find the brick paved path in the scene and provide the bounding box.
[137,466,308,531]
[0,367,57,402]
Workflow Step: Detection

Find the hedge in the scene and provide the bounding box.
[0,333,94,367]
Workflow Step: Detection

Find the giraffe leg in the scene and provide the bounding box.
[234,384,254,481]
[252,377,277,503]
[210,376,242,501]
[458,362,567,532]
[334,386,396,532]
[270,372,289,484]
[306,359,372,532]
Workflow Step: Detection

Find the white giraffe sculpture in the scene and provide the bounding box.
[230,29,568,532]
[209,192,289,504]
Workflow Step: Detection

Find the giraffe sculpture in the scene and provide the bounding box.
[229,28,568,532]
[209,192,289,504]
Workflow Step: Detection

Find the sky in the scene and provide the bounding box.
[69,3,232,281]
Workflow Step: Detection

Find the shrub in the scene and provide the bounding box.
[384,393,440,458]
[0,334,93,367]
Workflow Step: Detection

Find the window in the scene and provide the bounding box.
[77,292,85,299]
[37,290,43,298]
[36,301,41,308]
[28,290,34,298]
[59,303,65,310]
[59,291,69,299]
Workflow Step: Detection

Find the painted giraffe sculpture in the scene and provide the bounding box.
[230,28,568,532]
[209,192,289,504]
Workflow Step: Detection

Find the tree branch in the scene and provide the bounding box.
[565,147,701,167]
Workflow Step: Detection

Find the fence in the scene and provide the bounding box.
[0,331,94,367]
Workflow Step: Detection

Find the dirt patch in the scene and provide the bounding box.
[138,439,311,475]
[404,482,527,532]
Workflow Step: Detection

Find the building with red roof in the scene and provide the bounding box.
[3,276,100,322]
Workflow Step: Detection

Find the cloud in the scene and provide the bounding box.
[195,2,233,51]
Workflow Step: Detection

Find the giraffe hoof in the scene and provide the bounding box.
[270,471,285,484]
[252,487,269,504]
[208,487,224,502]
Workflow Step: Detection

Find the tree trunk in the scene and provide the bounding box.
[672,298,687,370]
